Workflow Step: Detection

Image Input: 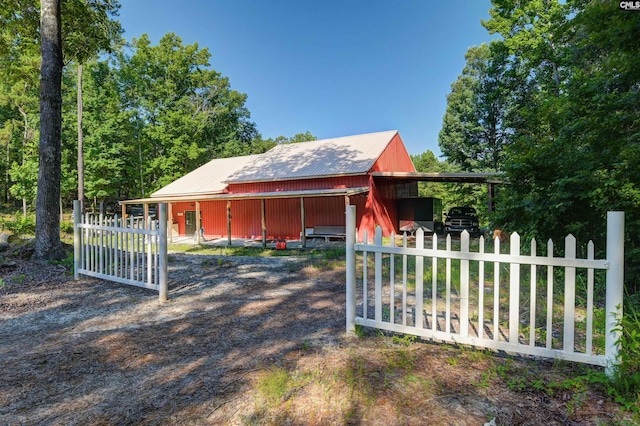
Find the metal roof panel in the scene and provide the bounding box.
[225,130,398,183]
[151,154,261,198]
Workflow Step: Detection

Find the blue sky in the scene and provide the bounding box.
[117,1,496,157]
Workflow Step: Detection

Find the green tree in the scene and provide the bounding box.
[411,150,450,199]
[0,2,41,212]
[63,0,122,206]
[8,139,38,211]
[439,41,513,172]
[286,131,317,143]
[80,60,135,200]
[250,131,317,153]
[107,33,258,196]
[479,0,640,292]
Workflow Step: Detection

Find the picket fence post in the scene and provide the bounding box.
[158,203,169,302]
[346,205,356,334]
[605,211,624,377]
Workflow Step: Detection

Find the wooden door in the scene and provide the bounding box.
[185,210,196,236]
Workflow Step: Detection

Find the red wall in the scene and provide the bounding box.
[357,132,417,239]
[370,133,417,173]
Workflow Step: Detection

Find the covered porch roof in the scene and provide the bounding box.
[121,186,370,205]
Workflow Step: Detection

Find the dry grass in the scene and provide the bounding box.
[0,251,634,425]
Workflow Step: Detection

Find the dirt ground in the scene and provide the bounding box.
[0,251,634,425]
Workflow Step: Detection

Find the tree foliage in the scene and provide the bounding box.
[85,32,261,197]
[439,41,513,172]
[1,0,314,214]
[440,0,640,292]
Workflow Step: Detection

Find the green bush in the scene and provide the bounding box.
[60,220,74,235]
[0,214,36,237]
[611,294,640,412]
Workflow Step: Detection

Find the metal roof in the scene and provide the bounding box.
[122,187,369,205]
[224,130,399,183]
[150,154,261,198]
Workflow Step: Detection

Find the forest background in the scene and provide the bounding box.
[1,0,640,293]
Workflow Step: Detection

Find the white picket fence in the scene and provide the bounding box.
[73,201,169,301]
[345,206,624,372]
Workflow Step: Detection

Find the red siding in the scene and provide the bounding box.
[370,133,416,173]
[202,201,228,237]
[171,201,229,237]
[171,202,190,235]
[265,198,301,239]
[303,197,347,227]
[231,200,263,238]
[359,176,395,239]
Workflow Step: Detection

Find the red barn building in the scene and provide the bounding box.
[126,130,418,242]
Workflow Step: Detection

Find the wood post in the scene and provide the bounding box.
[300,197,306,248]
[261,199,266,248]
[487,182,494,224]
[195,201,201,243]
[227,200,232,246]
[168,203,173,243]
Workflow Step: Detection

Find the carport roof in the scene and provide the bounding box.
[370,171,505,184]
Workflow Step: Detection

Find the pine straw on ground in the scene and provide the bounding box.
[0,251,634,425]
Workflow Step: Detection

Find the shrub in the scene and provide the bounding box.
[0,214,36,237]
[611,294,640,412]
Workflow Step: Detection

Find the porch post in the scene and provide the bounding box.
[261,198,266,248]
[195,201,201,243]
[300,197,306,248]
[487,182,493,223]
[227,200,232,246]
[346,205,356,334]
[605,211,624,377]
[168,203,173,243]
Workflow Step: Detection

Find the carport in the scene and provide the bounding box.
[370,171,506,217]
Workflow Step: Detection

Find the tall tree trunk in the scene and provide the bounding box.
[35,0,64,260]
[77,63,84,209]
